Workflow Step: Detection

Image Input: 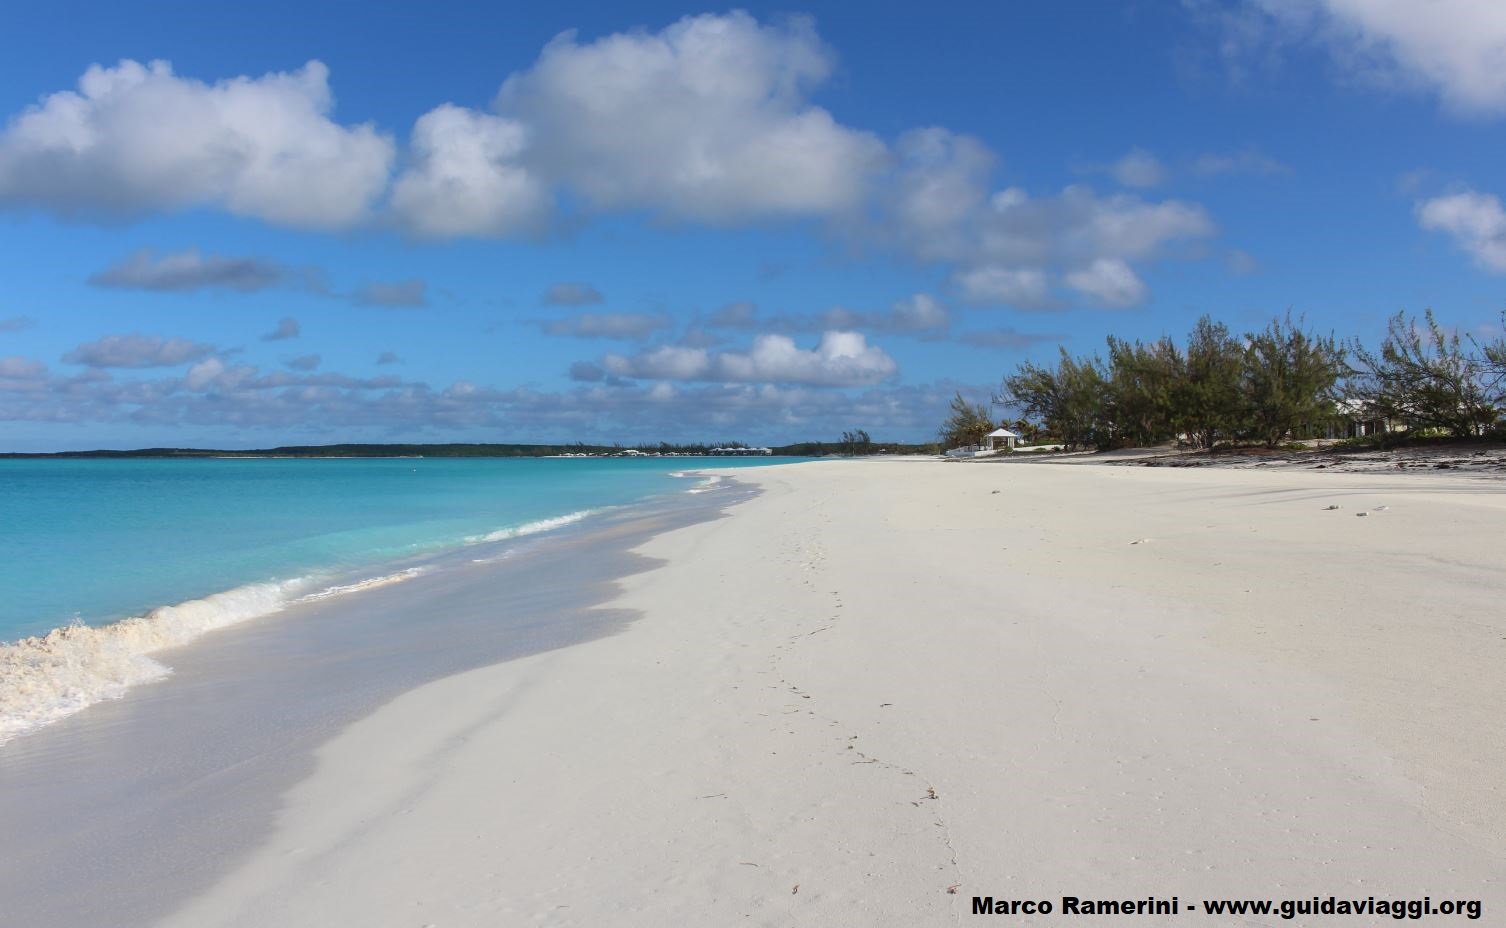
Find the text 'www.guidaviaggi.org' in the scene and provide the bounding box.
[971,895,1483,919]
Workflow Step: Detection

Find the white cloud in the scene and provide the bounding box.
[389,12,887,235]
[954,266,1051,308]
[1064,258,1148,307]
[1110,147,1166,188]
[491,11,886,222]
[1417,189,1506,272]
[1216,1,1506,115]
[540,312,673,340]
[184,356,255,391]
[0,60,393,227]
[89,248,287,292]
[880,128,995,262]
[376,351,402,365]
[62,334,217,368]
[285,354,321,372]
[886,293,949,332]
[1,316,37,333]
[390,104,550,238]
[875,132,1215,309]
[602,330,898,386]
[542,281,604,306]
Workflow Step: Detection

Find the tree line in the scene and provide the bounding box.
[941,310,1506,452]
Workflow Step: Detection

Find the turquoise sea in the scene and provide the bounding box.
[0,456,796,741]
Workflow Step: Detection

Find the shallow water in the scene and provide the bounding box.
[0,478,758,928]
[0,457,793,742]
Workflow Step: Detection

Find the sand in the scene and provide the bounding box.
[159,460,1505,926]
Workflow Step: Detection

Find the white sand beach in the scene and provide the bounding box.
[160,460,1505,926]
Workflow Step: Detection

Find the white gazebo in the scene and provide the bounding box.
[985,427,1020,451]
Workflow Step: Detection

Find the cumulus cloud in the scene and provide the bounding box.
[491,12,887,223]
[376,351,402,365]
[953,267,1052,308]
[1202,1,1506,115]
[390,104,550,238]
[1417,189,1506,272]
[1110,147,1166,188]
[879,128,996,263]
[542,281,604,306]
[62,334,217,368]
[956,187,1211,307]
[871,129,1215,308]
[284,354,321,371]
[884,293,950,332]
[601,331,898,386]
[352,280,427,308]
[540,312,673,340]
[0,59,393,227]
[1,316,36,332]
[387,12,887,235]
[261,317,300,342]
[1064,258,1149,307]
[89,248,287,292]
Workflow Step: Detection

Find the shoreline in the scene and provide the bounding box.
[0,463,746,743]
[0,477,758,927]
[153,460,1503,926]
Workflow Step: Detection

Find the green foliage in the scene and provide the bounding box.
[1105,335,1180,446]
[995,313,1347,451]
[838,428,873,456]
[1175,316,1246,449]
[939,392,997,449]
[1242,313,1346,447]
[1347,309,1499,438]
[998,349,1111,450]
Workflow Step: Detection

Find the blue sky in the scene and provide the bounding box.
[1,1,1503,450]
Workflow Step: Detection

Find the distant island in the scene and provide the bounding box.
[1,439,941,459]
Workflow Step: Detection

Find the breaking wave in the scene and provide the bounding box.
[465,509,599,544]
[0,567,433,746]
[1,505,628,745]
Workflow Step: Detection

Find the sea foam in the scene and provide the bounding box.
[0,509,610,746]
[0,567,432,746]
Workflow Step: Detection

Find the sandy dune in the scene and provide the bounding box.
[162,461,1505,926]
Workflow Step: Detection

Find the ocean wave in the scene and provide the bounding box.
[0,578,311,745]
[294,567,430,603]
[686,475,723,494]
[1,507,612,745]
[0,565,438,746]
[465,509,599,544]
